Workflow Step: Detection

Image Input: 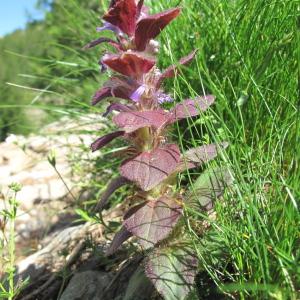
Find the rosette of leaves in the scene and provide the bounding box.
[85,1,232,299]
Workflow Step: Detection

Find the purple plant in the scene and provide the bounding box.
[86,1,230,298]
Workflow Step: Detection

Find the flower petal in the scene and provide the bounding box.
[157,92,173,104]
[113,110,170,133]
[130,85,146,102]
[103,52,156,77]
[103,0,137,36]
[135,8,181,51]
[120,144,181,191]
[91,131,125,152]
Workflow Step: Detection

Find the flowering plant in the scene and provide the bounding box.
[86,1,229,298]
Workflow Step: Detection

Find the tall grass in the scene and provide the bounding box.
[151,0,299,298]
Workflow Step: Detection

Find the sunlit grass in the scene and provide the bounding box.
[151,0,299,298]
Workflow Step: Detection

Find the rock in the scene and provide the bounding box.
[15,225,83,281]
[0,114,109,250]
[0,115,127,299]
[0,143,34,174]
[60,271,112,300]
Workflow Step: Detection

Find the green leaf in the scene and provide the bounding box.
[186,166,233,210]
[145,246,197,300]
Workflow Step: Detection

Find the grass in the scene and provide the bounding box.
[150,0,299,298]
[0,0,298,299]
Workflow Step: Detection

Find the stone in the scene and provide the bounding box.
[0,114,113,292]
[59,271,112,300]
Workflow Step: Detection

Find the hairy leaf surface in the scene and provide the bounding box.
[106,226,132,256]
[92,87,112,105]
[103,52,155,77]
[105,76,138,100]
[94,176,129,213]
[145,246,197,299]
[113,109,169,133]
[103,103,133,117]
[103,0,137,36]
[183,142,229,168]
[135,8,181,51]
[158,50,198,84]
[169,95,215,122]
[91,131,125,152]
[120,144,181,191]
[124,196,182,249]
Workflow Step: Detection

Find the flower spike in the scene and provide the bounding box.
[87,2,230,298]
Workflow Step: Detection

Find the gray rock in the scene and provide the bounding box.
[59,271,112,300]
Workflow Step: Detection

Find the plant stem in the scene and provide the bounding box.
[8,193,17,300]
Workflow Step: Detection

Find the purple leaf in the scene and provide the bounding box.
[169,95,215,122]
[105,76,138,101]
[91,131,125,152]
[83,37,120,49]
[135,8,181,51]
[106,226,132,256]
[183,142,229,169]
[94,176,129,213]
[124,197,182,249]
[103,0,137,36]
[145,246,197,299]
[103,103,133,117]
[158,50,198,86]
[92,87,112,106]
[137,0,145,17]
[123,202,147,220]
[103,52,156,77]
[113,109,170,133]
[120,144,181,191]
